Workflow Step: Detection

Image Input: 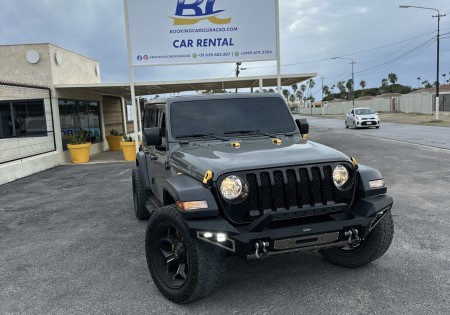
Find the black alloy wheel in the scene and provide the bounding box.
[145,205,225,303]
[152,224,189,289]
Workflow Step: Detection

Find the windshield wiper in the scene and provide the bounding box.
[176,133,228,141]
[224,129,280,138]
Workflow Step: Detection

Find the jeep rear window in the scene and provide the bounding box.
[170,97,297,139]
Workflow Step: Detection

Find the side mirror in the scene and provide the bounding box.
[143,127,162,146]
[295,119,309,139]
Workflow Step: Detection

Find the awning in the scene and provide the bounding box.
[54,73,316,98]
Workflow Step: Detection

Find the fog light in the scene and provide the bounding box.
[216,233,227,242]
[203,232,213,238]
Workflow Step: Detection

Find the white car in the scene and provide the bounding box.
[345,108,380,129]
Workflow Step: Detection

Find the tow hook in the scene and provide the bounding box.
[345,228,360,245]
[254,241,269,259]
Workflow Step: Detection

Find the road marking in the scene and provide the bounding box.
[117,169,130,176]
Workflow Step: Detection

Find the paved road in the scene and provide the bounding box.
[1,123,450,314]
[296,115,450,150]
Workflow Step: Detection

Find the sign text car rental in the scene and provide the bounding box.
[126,0,277,66]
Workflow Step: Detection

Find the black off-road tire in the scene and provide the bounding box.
[145,205,226,304]
[320,212,394,268]
[132,167,151,220]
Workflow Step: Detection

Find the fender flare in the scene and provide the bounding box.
[136,151,151,189]
[164,175,219,219]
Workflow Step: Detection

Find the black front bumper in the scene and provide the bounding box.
[184,194,393,260]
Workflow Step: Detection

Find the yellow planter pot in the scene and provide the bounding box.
[106,135,123,151]
[120,141,136,161]
[67,143,91,163]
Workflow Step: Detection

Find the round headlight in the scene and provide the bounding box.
[333,165,350,190]
[220,175,248,203]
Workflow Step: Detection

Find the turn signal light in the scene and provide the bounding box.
[176,200,208,211]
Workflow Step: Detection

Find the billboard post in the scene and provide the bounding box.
[123,0,140,153]
[276,0,281,94]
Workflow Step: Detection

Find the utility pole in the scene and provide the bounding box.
[235,62,241,93]
[400,5,446,120]
[321,76,324,116]
[332,57,355,109]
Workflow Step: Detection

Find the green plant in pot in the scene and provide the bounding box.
[120,133,136,161]
[67,131,91,163]
[106,129,123,151]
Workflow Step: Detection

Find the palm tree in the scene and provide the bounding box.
[307,79,315,99]
[296,90,303,104]
[387,73,398,92]
[282,89,290,100]
[388,73,398,85]
[346,79,354,100]
[380,78,388,93]
[289,94,296,104]
[359,80,366,96]
[291,84,298,94]
[422,80,432,89]
[337,81,346,99]
[417,77,421,89]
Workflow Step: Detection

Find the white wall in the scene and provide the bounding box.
[297,93,434,115]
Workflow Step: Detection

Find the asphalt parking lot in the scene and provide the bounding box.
[1,118,450,314]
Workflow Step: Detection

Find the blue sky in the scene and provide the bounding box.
[1,0,449,99]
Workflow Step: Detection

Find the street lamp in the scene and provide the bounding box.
[400,5,446,120]
[332,57,356,109]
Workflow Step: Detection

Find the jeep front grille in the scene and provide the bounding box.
[217,163,355,224]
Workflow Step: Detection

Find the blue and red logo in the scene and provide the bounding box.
[170,0,232,25]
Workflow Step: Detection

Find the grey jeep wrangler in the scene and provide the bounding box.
[133,93,394,303]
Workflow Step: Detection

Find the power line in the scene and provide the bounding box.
[356,37,436,76]
[240,28,442,72]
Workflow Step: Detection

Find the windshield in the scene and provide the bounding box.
[170,97,297,139]
[355,108,375,115]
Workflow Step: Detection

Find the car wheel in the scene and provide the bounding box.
[146,205,226,303]
[376,126,380,129]
[352,121,357,129]
[132,167,151,220]
[319,212,394,268]
[345,121,349,129]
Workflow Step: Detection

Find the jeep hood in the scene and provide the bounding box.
[170,138,350,179]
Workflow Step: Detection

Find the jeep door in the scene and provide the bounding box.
[151,108,172,203]
[142,106,158,194]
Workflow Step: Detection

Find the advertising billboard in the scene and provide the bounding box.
[125,0,277,66]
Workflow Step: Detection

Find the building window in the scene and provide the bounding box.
[59,99,102,151]
[0,99,47,139]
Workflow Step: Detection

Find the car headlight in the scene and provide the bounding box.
[356,116,362,121]
[220,175,248,203]
[332,165,352,190]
